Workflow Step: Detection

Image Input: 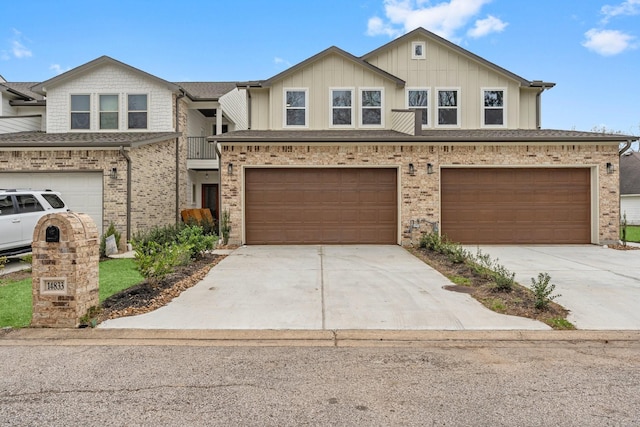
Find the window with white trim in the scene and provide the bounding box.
[284,88,308,127]
[128,94,148,129]
[99,94,119,130]
[436,88,460,127]
[330,88,354,127]
[407,88,429,127]
[70,94,90,130]
[482,88,506,127]
[360,88,383,127]
[411,41,426,60]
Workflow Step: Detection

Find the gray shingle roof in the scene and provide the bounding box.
[620,151,640,195]
[1,82,44,101]
[212,129,636,143]
[0,131,181,148]
[177,82,237,100]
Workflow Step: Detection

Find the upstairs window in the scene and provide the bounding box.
[99,94,119,130]
[284,89,308,127]
[482,89,506,127]
[330,88,354,127]
[70,94,90,129]
[360,88,383,127]
[128,94,148,129]
[411,41,426,60]
[436,88,460,127]
[407,89,429,127]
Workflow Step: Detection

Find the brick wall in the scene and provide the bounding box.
[220,142,620,245]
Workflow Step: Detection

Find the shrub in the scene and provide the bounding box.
[530,272,561,310]
[133,223,185,248]
[621,212,628,247]
[178,225,216,260]
[0,256,6,272]
[419,231,442,251]
[220,210,231,245]
[491,264,515,292]
[133,240,192,283]
[100,222,122,257]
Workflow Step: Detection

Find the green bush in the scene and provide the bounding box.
[178,225,216,260]
[530,272,561,310]
[220,210,231,245]
[133,241,192,282]
[100,221,122,257]
[133,223,185,248]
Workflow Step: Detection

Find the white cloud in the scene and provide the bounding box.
[582,28,637,55]
[273,57,292,68]
[49,64,71,75]
[8,29,32,59]
[467,15,507,38]
[366,0,499,40]
[601,0,640,23]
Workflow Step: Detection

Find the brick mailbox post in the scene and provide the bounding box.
[31,212,99,328]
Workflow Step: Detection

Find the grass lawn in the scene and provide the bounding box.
[622,225,640,243]
[0,258,143,328]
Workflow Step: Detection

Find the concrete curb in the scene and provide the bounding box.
[1,328,638,347]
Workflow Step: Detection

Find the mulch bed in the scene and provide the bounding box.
[409,247,572,328]
[96,252,226,323]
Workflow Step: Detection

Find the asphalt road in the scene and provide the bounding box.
[1,332,639,426]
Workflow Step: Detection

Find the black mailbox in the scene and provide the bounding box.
[45,226,60,243]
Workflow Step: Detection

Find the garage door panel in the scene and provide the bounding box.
[441,168,590,244]
[0,172,103,234]
[245,168,397,244]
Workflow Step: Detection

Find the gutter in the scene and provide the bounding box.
[119,146,132,242]
[175,89,186,224]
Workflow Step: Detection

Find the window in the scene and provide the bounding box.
[330,88,354,127]
[360,88,383,127]
[100,94,119,130]
[482,89,506,127]
[16,194,43,213]
[284,89,308,127]
[411,41,426,60]
[407,89,429,127]
[70,95,90,129]
[128,94,148,129]
[0,195,16,216]
[436,88,460,127]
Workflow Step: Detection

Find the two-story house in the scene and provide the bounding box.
[0,56,246,244]
[214,27,635,246]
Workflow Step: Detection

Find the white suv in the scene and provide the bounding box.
[0,189,69,256]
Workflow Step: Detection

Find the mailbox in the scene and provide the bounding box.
[45,225,60,243]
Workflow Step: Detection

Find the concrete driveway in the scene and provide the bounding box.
[469,245,640,330]
[100,245,548,330]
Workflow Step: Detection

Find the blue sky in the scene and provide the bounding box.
[2,0,639,135]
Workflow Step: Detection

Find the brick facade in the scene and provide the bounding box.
[220,142,620,246]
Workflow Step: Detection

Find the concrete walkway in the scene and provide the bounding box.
[100,245,548,330]
[469,245,640,330]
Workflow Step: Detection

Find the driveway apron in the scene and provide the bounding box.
[469,245,640,330]
[99,245,548,330]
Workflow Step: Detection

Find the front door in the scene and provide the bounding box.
[202,184,219,223]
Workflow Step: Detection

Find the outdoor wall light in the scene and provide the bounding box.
[427,163,434,174]
[408,163,415,175]
[110,167,117,179]
[227,162,234,175]
[606,162,615,174]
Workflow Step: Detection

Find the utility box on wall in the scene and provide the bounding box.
[31,212,99,328]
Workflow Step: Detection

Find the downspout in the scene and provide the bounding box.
[214,141,222,228]
[619,140,633,156]
[175,89,186,224]
[535,85,549,129]
[246,86,252,130]
[119,146,132,242]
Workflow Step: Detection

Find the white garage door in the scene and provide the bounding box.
[0,172,104,233]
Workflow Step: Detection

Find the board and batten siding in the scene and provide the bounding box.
[220,88,248,131]
[365,37,536,130]
[45,64,175,133]
[268,54,399,130]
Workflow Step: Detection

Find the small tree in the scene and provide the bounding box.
[220,210,231,245]
[621,212,628,247]
[100,222,122,257]
[530,273,561,310]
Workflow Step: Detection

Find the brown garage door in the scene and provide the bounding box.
[245,168,397,244]
[441,168,591,244]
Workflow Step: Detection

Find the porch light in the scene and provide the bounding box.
[606,162,615,174]
[408,163,415,175]
[427,163,434,174]
[110,167,118,179]
[227,162,234,175]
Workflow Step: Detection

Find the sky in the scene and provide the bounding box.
[1,0,639,135]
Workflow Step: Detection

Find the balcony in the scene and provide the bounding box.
[187,137,217,160]
[187,136,218,170]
